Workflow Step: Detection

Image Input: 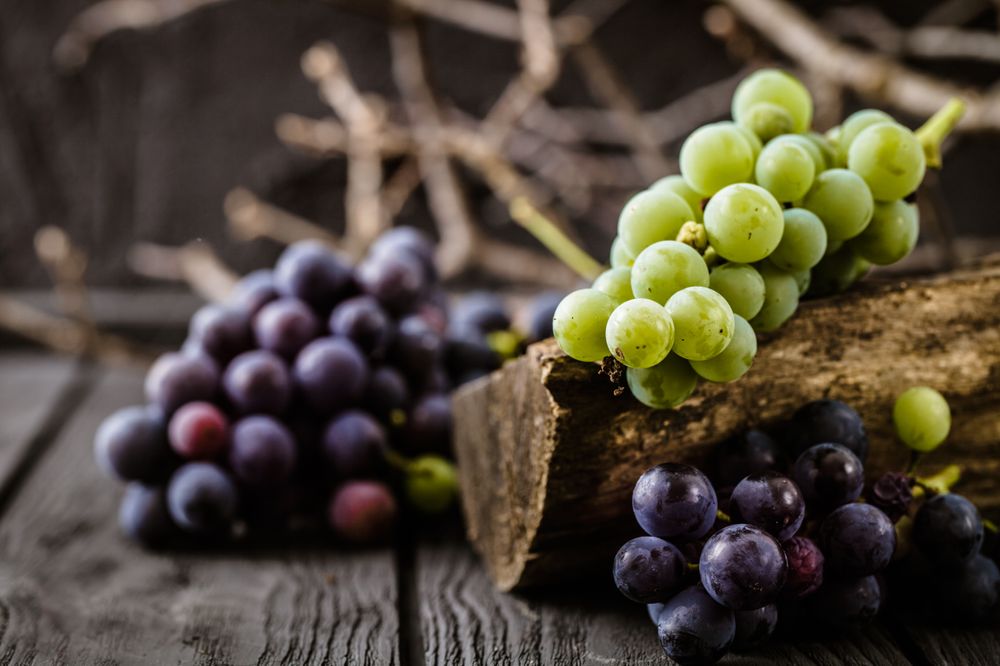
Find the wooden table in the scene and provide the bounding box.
[0,351,996,665]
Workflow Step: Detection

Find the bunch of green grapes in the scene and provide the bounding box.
[553,68,958,409]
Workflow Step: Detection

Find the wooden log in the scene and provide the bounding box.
[452,260,1000,591]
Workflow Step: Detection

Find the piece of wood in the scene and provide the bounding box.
[453,262,1000,590]
[892,622,1000,666]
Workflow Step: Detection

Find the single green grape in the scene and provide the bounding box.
[626,354,699,409]
[776,134,827,176]
[679,122,756,196]
[704,183,784,263]
[789,267,811,296]
[848,122,926,201]
[665,286,735,361]
[690,315,757,383]
[709,262,766,320]
[754,139,816,202]
[740,101,794,142]
[803,169,874,241]
[852,200,919,265]
[825,238,844,257]
[405,455,459,513]
[769,208,828,271]
[605,298,675,369]
[593,267,635,304]
[749,263,799,332]
[732,68,813,134]
[552,288,616,362]
[618,188,696,256]
[631,240,710,304]
[650,175,705,222]
[610,236,635,268]
[804,131,837,169]
[808,245,871,297]
[835,109,894,165]
[893,386,951,452]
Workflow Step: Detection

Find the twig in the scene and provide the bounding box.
[127,241,238,303]
[919,0,990,26]
[477,238,582,288]
[382,158,423,218]
[34,226,92,331]
[224,187,341,248]
[509,198,603,280]
[275,113,413,157]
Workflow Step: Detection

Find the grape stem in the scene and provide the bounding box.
[716,509,731,523]
[384,448,413,473]
[509,197,604,281]
[915,98,966,169]
[913,464,962,496]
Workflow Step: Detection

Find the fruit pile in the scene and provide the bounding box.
[553,68,962,409]
[613,388,998,664]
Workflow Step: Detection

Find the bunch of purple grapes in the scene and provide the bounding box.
[95,229,513,547]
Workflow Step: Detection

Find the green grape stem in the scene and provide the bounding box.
[915,98,966,169]
[716,509,731,523]
[384,448,413,473]
[914,464,962,496]
[509,197,605,280]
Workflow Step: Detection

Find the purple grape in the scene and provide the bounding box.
[782,536,824,599]
[368,226,436,279]
[648,602,666,624]
[632,464,718,542]
[913,493,984,567]
[728,472,805,541]
[228,269,279,316]
[524,291,564,344]
[444,332,500,380]
[732,604,778,651]
[168,401,229,460]
[712,429,783,489]
[229,416,297,486]
[223,349,291,415]
[791,443,864,512]
[392,314,443,382]
[119,483,176,547]
[866,471,913,523]
[329,295,393,358]
[782,399,869,461]
[699,524,788,611]
[934,554,1000,621]
[820,502,896,576]
[406,394,452,453]
[806,574,881,623]
[274,240,354,312]
[613,536,687,603]
[145,352,219,414]
[656,586,735,665]
[365,366,411,421]
[187,304,252,364]
[253,297,320,359]
[451,291,510,335]
[94,405,174,483]
[329,480,397,544]
[357,252,427,315]
[167,462,238,532]
[322,410,387,478]
[293,337,369,414]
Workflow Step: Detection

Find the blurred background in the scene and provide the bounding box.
[2,0,999,353]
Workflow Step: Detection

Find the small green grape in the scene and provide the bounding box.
[552,288,616,362]
[679,122,756,196]
[789,267,811,296]
[690,315,757,383]
[593,267,635,304]
[750,263,799,333]
[809,245,871,297]
[852,200,919,265]
[893,386,951,453]
[825,238,844,257]
[754,139,816,202]
[740,101,794,142]
[732,68,813,134]
[704,183,784,263]
[804,131,837,169]
[709,262,766,320]
[631,240,710,304]
[605,298,675,368]
[665,287,735,361]
[773,134,826,180]
[769,208,828,272]
[610,236,635,268]
[405,455,459,513]
[848,122,926,201]
[618,188,696,256]
[803,169,874,241]
[836,109,894,165]
[650,175,705,222]
[626,354,699,409]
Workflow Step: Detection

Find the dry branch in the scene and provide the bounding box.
[127,242,238,304]
[224,187,341,249]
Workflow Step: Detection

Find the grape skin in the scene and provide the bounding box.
[627,355,700,410]
[769,208,827,272]
[605,299,675,369]
[690,315,756,383]
[167,462,238,533]
[782,535,825,599]
[704,183,784,263]
[119,483,177,547]
[835,109,894,166]
[329,480,397,544]
[848,122,926,201]
[792,443,864,512]
[650,175,705,222]
[618,189,696,256]
[782,399,869,461]
[223,350,291,416]
[820,502,896,576]
[94,406,174,483]
[666,287,735,362]
[253,297,320,360]
[852,200,919,266]
[229,416,298,487]
[632,463,718,541]
[893,386,951,452]
[803,169,875,242]
[708,263,765,320]
[631,241,710,305]
[592,267,635,305]
[405,455,459,513]
[728,472,805,541]
[613,536,687,603]
[809,244,871,297]
[749,264,798,333]
[741,102,794,142]
[656,586,735,665]
[610,236,636,268]
[552,289,617,362]
[712,429,782,488]
[699,523,788,611]
[680,123,756,196]
[806,574,881,623]
[754,139,815,203]
[323,410,387,479]
[732,604,778,651]
[732,68,813,134]
[913,493,984,567]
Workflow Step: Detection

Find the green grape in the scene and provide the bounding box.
[790,267,811,296]
[709,262,766,320]
[704,183,784,263]
[679,122,756,196]
[893,386,951,453]
[605,298,675,369]
[835,109,894,165]
[852,200,919,265]
[804,131,837,168]
[405,455,459,513]
[749,263,799,333]
[552,288,616,362]
[769,208,828,271]
[631,240,710,304]
[754,139,816,202]
[626,354,699,409]
[776,134,826,177]
[808,245,871,296]
[803,168,874,241]
[825,238,844,256]
[593,267,635,304]
[732,68,813,134]
[740,102,794,142]
[734,123,763,160]
[665,287,735,361]
[650,175,705,222]
[848,122,926,201]
[618,188,696,256]
[690,315,757,383]
[610,236,635,268]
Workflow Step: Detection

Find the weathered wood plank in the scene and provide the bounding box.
[892,623,1000,666]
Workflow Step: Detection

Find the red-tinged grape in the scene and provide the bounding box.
[329,295,394,359]
[913,493,984,567]
[632,463,718,542]
[274,240,354,313]
[733,604,778,651]
[228,269,279,316]
[223,350,291,416]
[293,337,369,414]
[699,524,788,611]
[357,252,427,315]
[866,471,913,523]
[187,304,253,364]
[253,297,320,360]
[656,586,736,665]
[323,410,387,479]
[729,472,805,541]
[168,401,229,461]
[405,455,459,513]
[329,480,397,544]
[145,352,219,415]
[167,462,238,533]
[782,536,824,599]
[229,416,297,487]
[119,483,177,547]
[791,443,864,513]
[612,536,687,603]
[95,405,175,483]
[820,502,896,577]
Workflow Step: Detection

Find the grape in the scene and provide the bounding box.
[119,483,176,547]
[167,462,238,533]
[732,604,778,651]
[754,139,815,202]
[728,472,805,541]
[393,315,444,381]
[867,471,913,523]
[732,68,813,134]
[748,264,798,333]
[690,315,756,383]
[357,251,427,315]
[365,366,411,421]
[648,603,666,624]
[253,297,320,359]
[803,131,836,169]
[734,124,763,160]
[450,292,510,334]
[627,355,699,409]
[592,267,635,305]
[552,288,616,362]
[792,443,864,512]
[187,305,253,364]
[618,188,696,256]
[835,109,894,166]
[656,586,736,666]
[934,555,1000,621]
[741,102,794,142]
[632,463,718,541]
[790,268,811,296]
[848,122,926,201]
[650,175,705,222]
[523,291,564,344]
[368,226,436,279]
[168,401,229,461]
[605,299,675,369]
[229,416,297,486]
[809,245,871,296]
[321,410,387,479]
[807,575,881,623]
[803,169,874,241]
[708,263,765,320]
[665,287,735,362]
[852,200,919,266]
[703,183,784,263]
[330,295,394,359]
[444,332,499,381]
[406,393,452,453]
[94,406,174,483]
[223,349,291,416]
[782,536,824,599]
[293,337,369,414]
[913,494,984,567]
[893,386,951,452]
[613,536,687,603]
[679,122,756,196]
[610,236,635,268]
[145,352,219,414]
[712,429,782,488]
[769,208,827,272]
[820,503,896,577]
[699,524,787,610]
[274,240,354,312]
[228,269,279,316]
[329,480,397,544]
[631,241,709,305]
[405,455,459,513]
[782,399,869,461]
